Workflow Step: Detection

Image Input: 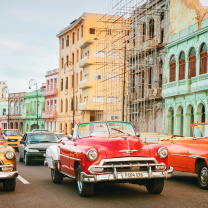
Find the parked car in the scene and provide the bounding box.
[158,122,208,189]
[45,121,173,197]
[0,128,18,191]
[18,132,58,165]
[54,132,65,139]
[32,129,49,132]
[2,129,22,150]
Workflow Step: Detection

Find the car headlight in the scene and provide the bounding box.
[87,149,98,161]
[27,149,39,152]
[158,147,168,159]
[5,151,15,160]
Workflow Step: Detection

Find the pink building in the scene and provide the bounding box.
[42,69,58,132]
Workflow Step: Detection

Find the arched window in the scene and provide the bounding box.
[47,101,50,112]
[15,102,19,114]
[20,101,24,114]
[179,51,185,80]
[189,47,196,78]
[169,55,176,82]
[11,102,14,114]
[149,19,154,39]
[200,43,207,74]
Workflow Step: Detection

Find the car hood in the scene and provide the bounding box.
[76,136,150,158]
[6,136,22,139]
[27,142,57,150]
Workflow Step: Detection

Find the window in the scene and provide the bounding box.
[89,28,95,34]
[62,58,64,68]
[76,73,78,88]
[62,38,64,49]
[55,78,57,88]
[160,28,164,43]
[66,99,68,112]
[55,100,57,112]
[71,75,74,88]
[81,25,84,37]
[179,51,185,80]
[66,55,69,66]
[20,101,24,114]
[47,101,50,112]
[106,29,111,35]
[47,80,49,90]
[16,102,20,114]
[143,23,146,42]
[161,12,164,21]
[80,48,83,59]
[169,55,176,82]
[93,96,104,103]
[61,100,63,112]
[61,79,63,91]
[66,35,69,47]
[77,50,79,62]
[80,71,82,81]
[148,67,152,88]
[11,102,14,114]
[94,74,105,80]
[66,77,68,89]
[3,108,6,115]
[72,53,74,65]
[51,100,53,112]
[107,97,119,103]
[149,19,154,39]
[51,79,53,89]
[189,47,196,78]
[72,32,75,44]
[77,29,79,40]
[200,43,207,74]
[79,94,82,103]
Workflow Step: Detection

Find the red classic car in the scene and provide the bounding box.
[158,122,208,189]
[45,121,173,196]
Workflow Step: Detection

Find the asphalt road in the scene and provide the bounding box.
[1,154,208,208]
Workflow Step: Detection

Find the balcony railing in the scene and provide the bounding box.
[42,111,57,119]
[42,88,58,97]
[79,56,94,68]
[79,78,94,89]
[78,102,96,111]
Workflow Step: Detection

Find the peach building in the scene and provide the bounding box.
[42,69,58,132]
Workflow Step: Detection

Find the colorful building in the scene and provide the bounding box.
[22,91,45,132]
[42,68,58,132]
[163,17,208,136]
[0,98,8,129]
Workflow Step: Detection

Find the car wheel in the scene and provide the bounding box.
[18,152,23,162]
[24,153,30,166]
[198,162,208,189]
[51,169,63,184]
[3,178,16,191]
[146,178,164,194]
[76,165,94,197]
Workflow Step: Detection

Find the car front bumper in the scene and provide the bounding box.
[81,166,173,183]
[26,152,46,161]
[0,165,18,179]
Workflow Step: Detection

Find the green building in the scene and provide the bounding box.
[22,91,45,132]
[163,18,208,136]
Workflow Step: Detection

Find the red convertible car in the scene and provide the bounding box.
[45,121,173,196]
[159,122,208,189]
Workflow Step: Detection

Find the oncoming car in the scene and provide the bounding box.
[18,132,58,165]
[45,121,173,197]
[0,128,18,191]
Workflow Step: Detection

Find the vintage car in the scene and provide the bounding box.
[158,122,208,189]
[45,121,173,197]
[18,132,58,165]
[0,128,18,191]
[2,129,22,150]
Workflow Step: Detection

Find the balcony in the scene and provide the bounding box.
[78,102,96,111]
[42,88,58,97]
[79,57,94,68]
[79,79,94,89]
[148,88,162,99]
[191,74,208,92]
[42,111,57,119]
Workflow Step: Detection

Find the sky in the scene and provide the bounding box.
[0,0,109,93]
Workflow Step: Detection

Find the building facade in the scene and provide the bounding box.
[42,69,58,132]
[22,91,45,132]
[57,12,105,135]
[0,80,7,99]
[163,18,208,136]
[9,92,26,133]
[0,98,8,129]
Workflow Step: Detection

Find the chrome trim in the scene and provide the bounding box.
[170,154,207,160]
[119,150,138,154]
[170,154,187,157]
[60,171,75,179]
[82,166,173,183]
[0,164,13,168]
[0,171,18,179]
[60,154,81,161]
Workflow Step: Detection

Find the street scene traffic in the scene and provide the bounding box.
[1,0,208,207]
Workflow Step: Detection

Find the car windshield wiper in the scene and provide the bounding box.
[110,128,131,136]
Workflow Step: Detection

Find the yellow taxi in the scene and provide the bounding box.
[2,129,22,150]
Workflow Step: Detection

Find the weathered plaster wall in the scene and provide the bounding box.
[170,0,208,36]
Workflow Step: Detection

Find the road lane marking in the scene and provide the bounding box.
[17,175,30,184]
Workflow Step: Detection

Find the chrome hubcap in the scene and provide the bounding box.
[200,167,208,185]
[77,171,83,192]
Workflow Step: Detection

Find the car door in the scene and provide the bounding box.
[169,138,193,171]
[19,133,27,158]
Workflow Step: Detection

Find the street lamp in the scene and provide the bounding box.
[64,61,75,129]
[2,86,9,128]
[29,79,38,129]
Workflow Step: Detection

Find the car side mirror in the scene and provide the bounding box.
[20,140,25,144]
[136,132,140,138]
[67,135,72,140]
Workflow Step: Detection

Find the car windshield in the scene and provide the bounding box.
[78,122,135,138]
[193,124,208,138]
[2,130,20,136]
[28,133,58,144]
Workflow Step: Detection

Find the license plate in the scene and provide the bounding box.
[9,143,16,146]
[121,172,143,178]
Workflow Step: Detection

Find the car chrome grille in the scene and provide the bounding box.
[8,139,18,142]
